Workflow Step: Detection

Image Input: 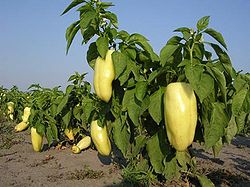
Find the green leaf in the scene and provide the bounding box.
[174,27,191,41]
[77,3,92,13]
[112,117,130,157]
[163,156,179,181]
[131,64,143,82]
[73,105,81,121]
[204,28,227,50]
[118,59,136,86]
[112,51,127,79]
[160,44,179,66]
[103,11,118,28]
[131,135,147,157]
[128,33,149,43]
[148,67,168,83]
[56,95,69,115]
[62,110,72,128]
[147,128,168,173]
[135,81,148,102]
[66,24,80,54]
[50,122,58,140]
[128,33,159,61]
[198,73,214,102]
[65,20,80,42]
[81,25,96,44]
[82,97,93,122]
[128,99,141,127]
[174,27,190,33]
[118,66,131,86]
[178,59,190,67]
[225,116,238,143]
[185,64,203,85]
[204,102,229,148]
[148,88,164,124]
[122,89,141,126]
[212,137,223,157]
[186,64,214,102]
[204,50,212,61]
[61,0,85,15]
[65,85,74,96]
[243,90,250,113]
[124,48,137,60]
[167,36,182,45]
[197,16,210,31]
[232,88,248,115]
[68,74,77,82]
[96,36,109,58]
[235,112,248,133]
[176,151,191,170]
[46,126,53,146]
[209,43,232,76]
[35,123,46,136]
[117,30,130,41]
[79,10,96,29]
[98,2,114,9]
[234,73,249,92]
[50,104,57,117]
[193,43,204,60]
[140,95,150,114]
[207,65,227,103]
[197,175,215,187]
[87,42,98,69]
[122,89,135,111]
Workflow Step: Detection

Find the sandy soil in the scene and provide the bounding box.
[192,137,250,187]
[0,121,249,187]
[0,129,122,187]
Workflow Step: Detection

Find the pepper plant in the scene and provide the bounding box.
[62,0,249,185]
[28,84,64,146]
[55,72,97,141]
[0,86,30,121]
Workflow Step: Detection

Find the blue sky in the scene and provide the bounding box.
[1,0,249,91]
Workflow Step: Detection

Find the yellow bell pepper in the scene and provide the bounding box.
[15,121,29,132]
[64,128,74,141]
[22,107,31,123]
[31,127,43,152]
[90,120,111,156]
[7,102,14,120]
[9,114,14,120]
[164,82,197,151]
[94,49,115,102]
[71,136,91,154]
[7,102,14,114]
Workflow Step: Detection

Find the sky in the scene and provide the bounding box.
[1,0,249,91]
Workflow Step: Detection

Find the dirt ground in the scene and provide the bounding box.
[0,120,249,187]
[191,136,250,187]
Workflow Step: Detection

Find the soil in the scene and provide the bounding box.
[0,120,249,187]
[191,136,250,187]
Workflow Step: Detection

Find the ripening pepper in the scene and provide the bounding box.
[94,49,115,102]
[164,82,197,151]
[71,136,91,154]
[7,102,14,114]
[31,127,43,152]
[14,107,31,132]
[7,102,14,120]
[15,121,29,132]
[21,107,31,123]
[9,114,14,120]
[64,128,74,141]
[90,120,111,156]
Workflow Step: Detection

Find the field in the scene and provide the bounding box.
[0,118,249,187]
[1,2,249,186]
